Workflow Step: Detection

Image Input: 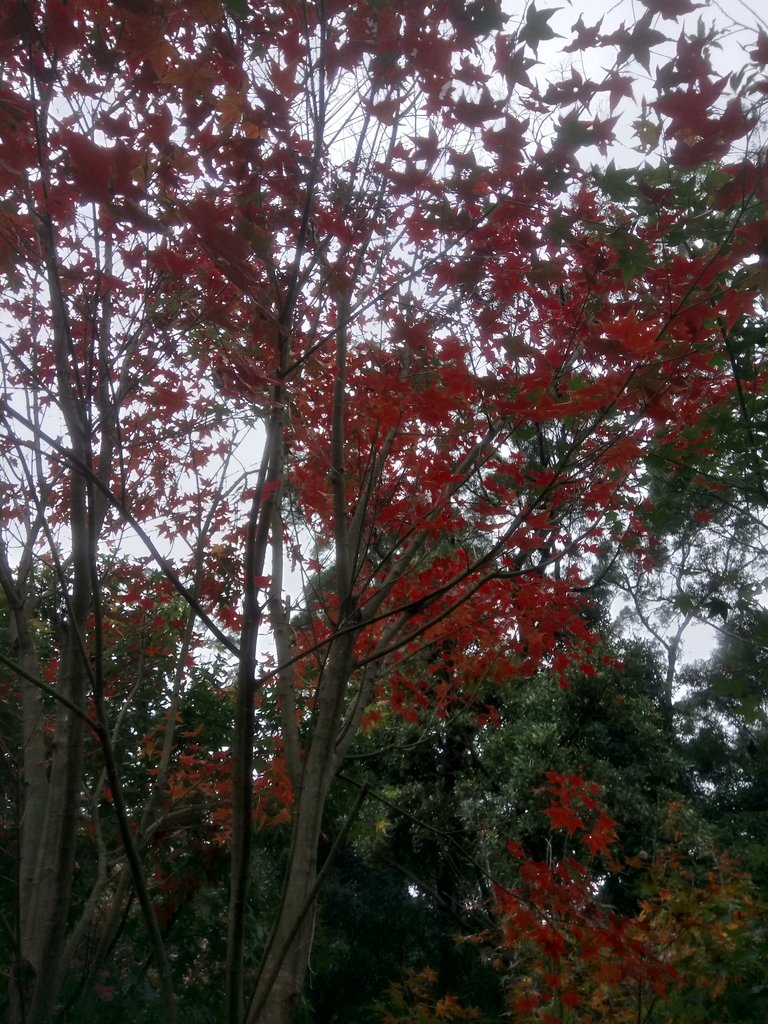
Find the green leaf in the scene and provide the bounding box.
[633,116,662,152]
[618,13,668,72]
[223,0,249,15]
[674,592,697,614]
[608,234,653,286]
[464,0,507,35]
[594,160,636,203]
[519,4,559,53]
[555,115,596,150]
[705,597,730,622]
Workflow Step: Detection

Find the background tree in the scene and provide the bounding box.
[678,608,768,882]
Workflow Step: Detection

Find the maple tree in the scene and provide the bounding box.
[1,1,768,1022]
[493,787,768,1024]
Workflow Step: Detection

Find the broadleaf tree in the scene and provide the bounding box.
[1,1,767,1022]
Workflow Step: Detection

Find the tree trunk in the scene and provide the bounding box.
[2,578,48,1022]
[247,634,357,1024]
[20,476,91,1023]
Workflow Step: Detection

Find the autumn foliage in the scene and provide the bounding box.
[1,0,768,1022]
[494,791,766,1024]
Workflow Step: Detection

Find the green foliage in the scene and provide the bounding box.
[678,609,768,886]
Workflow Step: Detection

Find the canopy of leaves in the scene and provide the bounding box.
[1,1,768,1023]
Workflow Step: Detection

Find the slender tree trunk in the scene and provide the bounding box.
[22,470,91,1024]
[248,792,323,1024]
[436,715,468,997]
[247,635,357,1024]
[10,165,112,1017]
[1,562,48,1022]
